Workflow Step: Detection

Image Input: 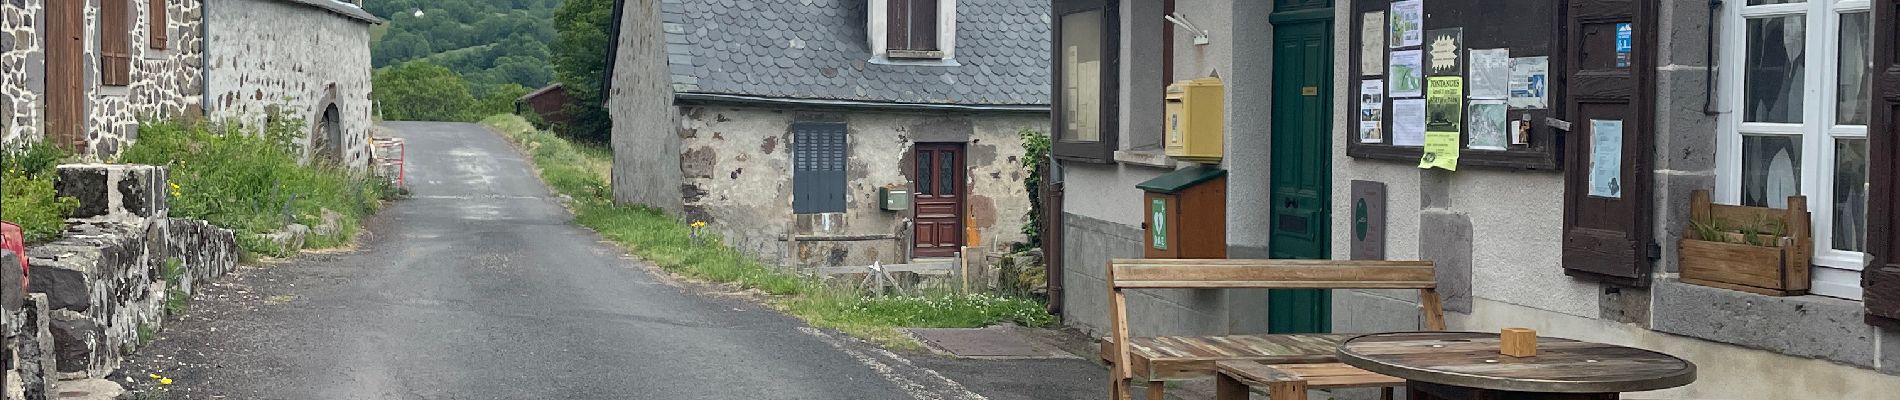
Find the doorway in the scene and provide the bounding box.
[912,143,967,258]
[1266,7,1334,334]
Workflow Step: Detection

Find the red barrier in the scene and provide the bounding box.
[1,222,25,291]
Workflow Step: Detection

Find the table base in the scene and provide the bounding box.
[1409,381,1618,400]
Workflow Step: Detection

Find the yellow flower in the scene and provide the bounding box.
[691,221,707,228]
[169,182,180,190]
[148,373,161,379]
[159,378,173,385]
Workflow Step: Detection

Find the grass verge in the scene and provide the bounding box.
[119,117,393,257]
[482,115,1054,349]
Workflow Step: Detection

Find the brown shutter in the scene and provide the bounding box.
[1559,0,1658,285]
[149,0,168,50]
[101,0,132,86]
[909,0,939,51]
[887,0,911,50]
[1864,0,1900,328]
[46,0,86,152]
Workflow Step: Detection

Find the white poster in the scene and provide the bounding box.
[1361,11,1386,75]
[1389,50,1424,98]
[1389,0,1423,48]
[1509,56,1550,109]
[1589,119,1624,198]
[1392,99,1427,147]
[1467,100,1508,150]
[1360,79,1385,143]
[1469,49,1510,100]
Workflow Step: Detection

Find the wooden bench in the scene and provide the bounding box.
[1104,259,1444,400]
[1215,361,1402,400]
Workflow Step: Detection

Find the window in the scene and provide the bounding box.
[101,0,132,86]
[888,0,939,53]
[872,0,955,60]
[1051,0,1118,162]
[149,0,168,50]
[793,122,848,214]
[1720,0,1876,299]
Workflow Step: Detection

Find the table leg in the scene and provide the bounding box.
[1407,381,1618,400]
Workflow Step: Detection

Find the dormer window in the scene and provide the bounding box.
[871,0,957,62]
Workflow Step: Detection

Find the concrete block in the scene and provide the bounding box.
[47,310,101,374]
[54,168,110,219]
[1653,280,1876,368]
[1419,211,1472,313]
[53,164,169,222]
[1657,0,1713,67]
[1880,326,1900,375]
[1653,69,1719,172]
[1651,172,1716,274]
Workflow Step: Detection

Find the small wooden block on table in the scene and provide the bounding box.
[1337,332,1697,400]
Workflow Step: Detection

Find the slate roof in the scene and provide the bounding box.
[659,0,1051,107]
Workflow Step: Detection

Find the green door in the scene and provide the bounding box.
[1266,12,1333,334]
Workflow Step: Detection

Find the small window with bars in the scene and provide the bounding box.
[793,122,849,214]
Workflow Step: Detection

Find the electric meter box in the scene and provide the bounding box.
[1164,77,1226,163]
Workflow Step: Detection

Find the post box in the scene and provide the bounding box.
[879,187,911,211]
[1164,77,1225,163]
[1137,166,1227,259]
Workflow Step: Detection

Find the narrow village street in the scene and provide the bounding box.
[115,122,1106,400]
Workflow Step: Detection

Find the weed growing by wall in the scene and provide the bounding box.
[0,142,79,243]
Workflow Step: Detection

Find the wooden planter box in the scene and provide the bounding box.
[1677,190,1812,296]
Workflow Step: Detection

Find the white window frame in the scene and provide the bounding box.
[867,0,960,65]
[1717,0,1874,300]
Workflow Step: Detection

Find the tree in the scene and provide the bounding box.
[373,62,480,122]
[551,0,616,143]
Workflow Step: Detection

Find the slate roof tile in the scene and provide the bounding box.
[658,0,1050,106]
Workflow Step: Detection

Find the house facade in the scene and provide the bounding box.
[607,0,1052,267]
[1051,0,1900,397]
[0,0,378,166]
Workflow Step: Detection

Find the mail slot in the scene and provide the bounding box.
[1137,166,1227,259]
[1164,77,1225,163]
[878,187,911,211]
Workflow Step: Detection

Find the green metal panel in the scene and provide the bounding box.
[1266,15,1334,334]
[1136,165,1228,193]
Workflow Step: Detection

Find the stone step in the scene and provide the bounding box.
[48,378,123,400]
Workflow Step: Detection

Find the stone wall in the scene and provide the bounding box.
[10,164,236,383]
[676,104,1043,268]
[0,0,204,156]
[203,0,374,169]
[606,0,683,211]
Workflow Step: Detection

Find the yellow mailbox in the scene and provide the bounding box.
[1164,77,1225,163]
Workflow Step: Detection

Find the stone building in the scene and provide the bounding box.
[1049,0,1900,398]
[0,0,379,166]
[605,0,1052,267]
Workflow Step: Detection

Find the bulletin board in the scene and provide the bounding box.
[1347,0,1566,170]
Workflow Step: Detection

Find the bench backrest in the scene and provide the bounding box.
[1106,258,1447,381]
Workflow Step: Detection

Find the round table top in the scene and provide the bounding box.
[1337,332,1697,394]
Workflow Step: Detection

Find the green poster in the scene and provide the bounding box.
[1426,77,1464,133]
[1150,199,1168,250]
[1418,131,1461,171]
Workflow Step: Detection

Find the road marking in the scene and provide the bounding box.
[797,327,988,400]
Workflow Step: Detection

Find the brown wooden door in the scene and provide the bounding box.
[45,0,85,152]
[1863,0,1900,327]
[912,143,965,257]
[1560,0,1657,284]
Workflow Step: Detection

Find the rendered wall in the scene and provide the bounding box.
[204,0,374,168]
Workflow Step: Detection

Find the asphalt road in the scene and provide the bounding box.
[118,122,1108,400]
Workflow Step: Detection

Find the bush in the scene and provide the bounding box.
[1,142,78,243]
[118,117,385,255]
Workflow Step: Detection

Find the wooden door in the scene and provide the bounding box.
[1560,0,1657,285]
[45,0,85,152]
[1266,13,1333,334]
[1863,0,1900,327]
[912,143,966,257]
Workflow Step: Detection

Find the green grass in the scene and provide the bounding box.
[0,142,80,244]
[482,114,1054,349]
[161,259,188,316]
[118,116,392,257]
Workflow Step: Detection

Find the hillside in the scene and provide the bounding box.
[365,0,561,97]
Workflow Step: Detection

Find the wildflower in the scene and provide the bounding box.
[149,373,161,380]
[691,220,707,228]
[160,378,173,385]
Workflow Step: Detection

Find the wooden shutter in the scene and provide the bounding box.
[1864,0,1900,328]
[46,0,86,151]
[1559,0,1658,285]
[101,0,132,86]
[149,0,168,50]
[886,0,939,52]
[793,122,848,214]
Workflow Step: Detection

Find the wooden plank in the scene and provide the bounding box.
[1677,239,1798,294]
[1109,260,1436,288]
[1339,332,1696,394]
[1114,280,1435,289]
[1419,288,1447,330]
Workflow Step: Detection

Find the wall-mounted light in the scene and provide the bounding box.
[1164,13,1210,46]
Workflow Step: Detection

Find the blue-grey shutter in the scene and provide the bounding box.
[793,122,848,213]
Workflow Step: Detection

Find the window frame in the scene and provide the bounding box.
[100,0,133,87]
[1051,0,1120,163]
[871,0,957,60]
[1717,0,1876,300]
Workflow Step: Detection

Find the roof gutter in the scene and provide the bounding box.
[673,93,1050,113]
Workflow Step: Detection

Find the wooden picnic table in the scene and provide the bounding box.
[1336,332,1696,400]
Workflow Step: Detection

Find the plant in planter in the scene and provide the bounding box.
[1678,190,1812,296]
